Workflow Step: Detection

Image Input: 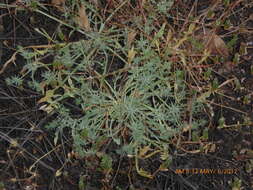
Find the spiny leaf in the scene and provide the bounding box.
[153,23,166,41]
[196,91,211,103]
[159,156,172,171]
[38,90,55,104]
[138,146,151,158]
[137,168,153,179]
[100,154,112,172]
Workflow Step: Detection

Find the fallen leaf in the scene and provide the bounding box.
[166,30,173,44]
[76,4,91,31]
[249,13,253,20]
[196,29,229,58]
[39,104,55,113]
[127,30,136,48]
[51,0,65,5]
[51,0,65,11]
[209,143,216,153]
[218,61,236,74]
[55,169,62,177]
[210,33,229,57]
[141,0,147,7]
[182,124,192,132]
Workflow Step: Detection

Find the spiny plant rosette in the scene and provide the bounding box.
[5,0,209,178]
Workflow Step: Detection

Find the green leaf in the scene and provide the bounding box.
[218,117,226,128]
[0,181,4,189]
[197,91,211,103]
[80,129,89,140]
[192,131,199,141]
[78,175,86,190]
[211,78,219,91]
[188,23,196,34]
[159,156,172,171]
[152,22,166,45]
[100,154,113,172]
[202,128,209,140]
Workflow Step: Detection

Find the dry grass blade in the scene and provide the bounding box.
[76,4,91,31]
[0,51,17,75]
